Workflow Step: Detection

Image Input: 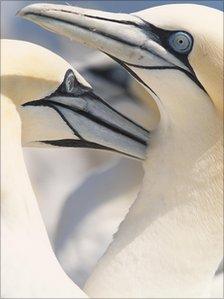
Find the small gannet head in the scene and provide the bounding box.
[18,4,223,117]
[1,39,149,159]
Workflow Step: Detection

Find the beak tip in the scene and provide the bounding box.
[16,5,32,18]
[16,8,24,17]
[16,3,46,18]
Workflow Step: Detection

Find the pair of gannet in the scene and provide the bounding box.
[1,38,149,298]
[56,58,158,280]
[18,3,223,298]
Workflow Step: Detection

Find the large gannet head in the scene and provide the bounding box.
[1,39,149,159]
[18,4,223,121]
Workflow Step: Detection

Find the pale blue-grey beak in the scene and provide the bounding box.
[18,3,203,91]
[21,58,149,160]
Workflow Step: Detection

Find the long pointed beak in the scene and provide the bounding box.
[23,89,149,160]
[17,3,190,72]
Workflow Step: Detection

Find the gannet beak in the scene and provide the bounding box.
[18,3,193,74]
[22,79,149,160]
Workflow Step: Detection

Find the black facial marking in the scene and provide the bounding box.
[25,11,204,91]
[23,97,148,146]
[106,53,158,97]
[21,63,149,160]
[115,14,205,91]
[56,69,92,97]
[132,15,194,66]
[108,55,205,92]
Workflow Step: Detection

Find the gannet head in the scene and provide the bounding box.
[1,39,149,159]
[18,4,223,119]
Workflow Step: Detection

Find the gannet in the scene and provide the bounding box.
[1,39,149,298]
[21,52,156,288]
[59,54,159,285]
[18,3,223,298]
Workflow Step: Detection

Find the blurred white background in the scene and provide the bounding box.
[1,0,222,287]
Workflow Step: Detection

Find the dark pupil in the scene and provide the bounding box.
[176,37,184,45]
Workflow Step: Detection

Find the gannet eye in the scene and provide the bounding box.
[168,32,193,54]
[60,69,92,96]
[64,70,77,93]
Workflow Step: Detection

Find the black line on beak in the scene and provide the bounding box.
[23,12,143,49]
[21,11,164,64]
[21,9,205,92]
[46,8,143,27]
[107,54,206,92]
[88,92,148,133]
[106,53,158,97]
[23,98,148,146]
[40,139,141,159]
[23,99,147,160]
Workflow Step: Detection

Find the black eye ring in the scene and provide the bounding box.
[168,31,193,54]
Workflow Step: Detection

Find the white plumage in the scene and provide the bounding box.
[1,39,149,297]
[18,3,223,298]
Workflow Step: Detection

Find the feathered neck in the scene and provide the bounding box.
[1,95,87,298]
[84,71,223,298]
